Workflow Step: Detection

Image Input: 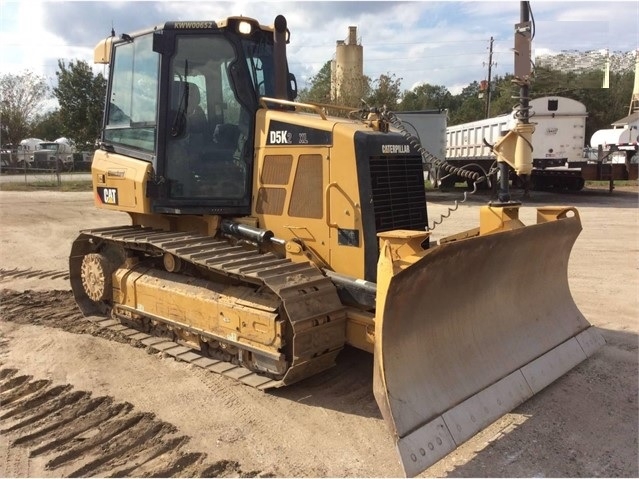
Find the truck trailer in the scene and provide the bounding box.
[443,96,588,190]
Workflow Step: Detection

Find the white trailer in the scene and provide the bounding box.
[446,96,588,163]
[591,127,637,149]
[446,116,509,160]
[394,109,447,182]
[443,97,589,190]
[588,120,638,180]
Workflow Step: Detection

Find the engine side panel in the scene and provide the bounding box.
[253,109,427,282]
[92,150,153,213]
[252,108,367,279]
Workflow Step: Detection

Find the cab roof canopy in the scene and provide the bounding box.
[94,16,275,64]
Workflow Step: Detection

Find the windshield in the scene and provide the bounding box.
[39,143,59,151]
[164,33,256,202]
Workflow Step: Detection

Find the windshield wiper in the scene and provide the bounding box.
[170,61,190,137]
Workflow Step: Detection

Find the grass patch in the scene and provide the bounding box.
[0,180,93,192]
[585,180,638,188]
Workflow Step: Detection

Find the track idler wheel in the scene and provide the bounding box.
[80,253,113,302]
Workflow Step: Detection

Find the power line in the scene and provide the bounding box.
[295,39,501,49]
[289,51,501,68]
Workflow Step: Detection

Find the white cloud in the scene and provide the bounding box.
[0,0,98,88]
[0,0,636,98]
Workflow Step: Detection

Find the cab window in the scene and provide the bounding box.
[165,34,250,200]
[104,33,159,152]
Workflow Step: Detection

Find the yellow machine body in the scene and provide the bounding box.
[71,15,604,477]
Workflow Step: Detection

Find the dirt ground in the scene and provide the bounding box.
[0,185,637,478]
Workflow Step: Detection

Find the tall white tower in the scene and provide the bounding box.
[330,26,364,104]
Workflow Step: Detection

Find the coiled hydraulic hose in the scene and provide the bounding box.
[379,108,497,230]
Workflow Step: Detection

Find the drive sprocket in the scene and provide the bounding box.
[80,253,112,302]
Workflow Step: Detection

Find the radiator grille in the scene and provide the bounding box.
[261,155,293,185]
[255,187,286,215]
[369,156,427,232]
[289,154,323,219]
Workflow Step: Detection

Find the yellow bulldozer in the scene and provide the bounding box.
[71,12,603,477]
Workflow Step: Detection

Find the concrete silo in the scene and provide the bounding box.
[331,26,364,104]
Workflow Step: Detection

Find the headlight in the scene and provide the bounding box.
[238,21,252,35]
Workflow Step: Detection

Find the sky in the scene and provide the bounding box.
[0,0,637,98]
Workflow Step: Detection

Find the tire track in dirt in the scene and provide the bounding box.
[0,289,380,415]
[0,367,267,477]
[0,268,69,282]
[0,288,387,477]
[0,290,132,342]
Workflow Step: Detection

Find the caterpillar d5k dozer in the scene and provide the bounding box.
[71,13,603,476]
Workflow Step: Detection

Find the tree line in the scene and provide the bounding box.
[0,55,633,151]
[299,59,635,142]
[0,60,106,151]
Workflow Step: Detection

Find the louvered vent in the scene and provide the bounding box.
[369,156,427,232]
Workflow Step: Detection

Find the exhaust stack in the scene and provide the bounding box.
[273,15,288,100]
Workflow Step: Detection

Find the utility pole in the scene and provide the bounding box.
[491,1,534,203]
[602,49,610,89]
[629,49,639,115]
[484,37,495,118]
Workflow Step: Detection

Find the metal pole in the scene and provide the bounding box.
[485,37,494,119]
[519,2,531,127]
[498,1,531,203]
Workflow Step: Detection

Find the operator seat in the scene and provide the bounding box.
[186,83,208,135]
[166,81,211,197]
[213,123,240,151]
[170,81,208,137]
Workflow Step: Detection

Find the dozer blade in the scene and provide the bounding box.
[373,208,604,477]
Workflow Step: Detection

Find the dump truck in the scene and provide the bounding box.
[444,96,589,190]
[70,11,604,477]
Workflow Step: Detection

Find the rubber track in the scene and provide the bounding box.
[79,225,347,389]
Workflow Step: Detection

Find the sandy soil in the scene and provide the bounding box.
[0,186,637,478]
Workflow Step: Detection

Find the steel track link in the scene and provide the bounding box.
[0,291,331,391]
[76,225,347,389]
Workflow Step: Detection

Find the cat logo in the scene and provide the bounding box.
[98,187,118,205]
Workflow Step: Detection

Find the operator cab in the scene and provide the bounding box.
[97,17,296,214]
